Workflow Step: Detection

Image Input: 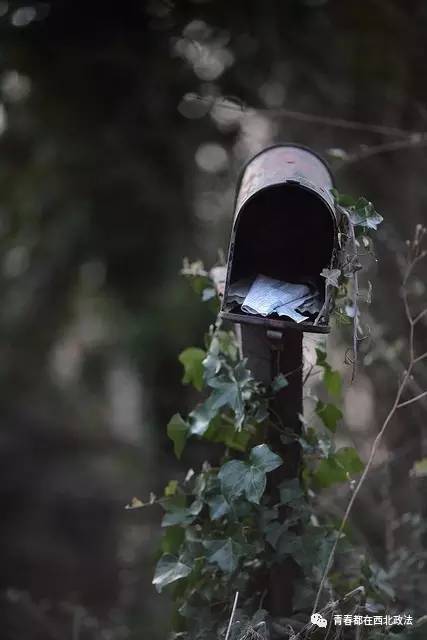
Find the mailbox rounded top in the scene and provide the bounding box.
[234,143,335,220]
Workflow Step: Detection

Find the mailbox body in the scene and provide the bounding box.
[220,144,338,334]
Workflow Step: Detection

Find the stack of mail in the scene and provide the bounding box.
[226,274,321,323]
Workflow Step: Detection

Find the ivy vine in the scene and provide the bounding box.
[128,191,426,640]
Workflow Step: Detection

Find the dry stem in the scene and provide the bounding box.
[311,224,427,618]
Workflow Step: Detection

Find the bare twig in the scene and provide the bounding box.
[311,225,427,616]
[397,390,427,408]
[225,591,239,640]
[337,134,427,169]
[193,95,419,138]
[413,308,427,325]
[413,351,427,365]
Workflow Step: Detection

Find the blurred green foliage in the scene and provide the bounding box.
[0,1,426,639]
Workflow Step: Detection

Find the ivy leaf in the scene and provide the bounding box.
[207,494,230,520]
[203,349,221,384]
[218,459,247,502]
[348,198,383,230]
[331,190,357,207]
[219,446,282,505]
[164,480,178,497]
[167,413,189,459]
[189,395,223,436]
[313,456,346,488]
[208,375,244,425]
[179,347,206,391]
[279,478,304,505]
[334,447,364,474]
[161,526,185,554]
[314,447,363,488]
[316,401,343,432]
[323,368,342,397]
[204,418,251,452]
[125,496,145,510]
[161,494,194,527]
[271,373,288,393]
[320,268,341,288]
[277,531,304,557]
[161,506,195,527]
[152,554,192,593]
[204,538,241,573]
[315,347,328,367]
[249,444,283,473]
[188,498,204,516]
[244,466,267,504]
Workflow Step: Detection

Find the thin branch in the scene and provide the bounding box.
[225,591,239,640]
[414,307,427,325]
[311,226,427,616]
[397,390,427,409]
[414,351,427,365]
[337,134,427,169]
[196,95,418,138]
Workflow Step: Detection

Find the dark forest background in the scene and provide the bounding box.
[0,1,426,638]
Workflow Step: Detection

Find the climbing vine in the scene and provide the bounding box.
[128,194,427,640]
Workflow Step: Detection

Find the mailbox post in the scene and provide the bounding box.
[220,144,338,616]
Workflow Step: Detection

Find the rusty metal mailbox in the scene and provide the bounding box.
[220,144,339,334]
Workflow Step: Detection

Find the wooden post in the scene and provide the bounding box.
[240,324,303,616]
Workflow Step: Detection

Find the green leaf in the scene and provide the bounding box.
[161,506,195,527]
[161,494,194,527]
[277,531,304,557]
[202,349,221,383]
[279,478,304,505]
[219,446,282,505]
[207,494,230,520]
[334,447,364,474]
[315,347,328,367]
[167,413,189,459]
[208,375,244,422]
[249,444,283,473]
[316,401,343,432]
[164,480,178,497]
[188,498,203,516]
[179,347,206,391]
[323,368,342,397]
[152,554,192,593]
[189,400,215,437]
[314,447,363,488]
[271,373,288,393]
[204,416,251,452]
[349,198,383,230]
[313,456,346,488]
[244,465,266,504]
[205,538,241,573]
[218,459,247,502]
[332,190,357,207]
[161,526,185,554]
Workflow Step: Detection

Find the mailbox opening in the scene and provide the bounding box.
[222,182,337,333]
